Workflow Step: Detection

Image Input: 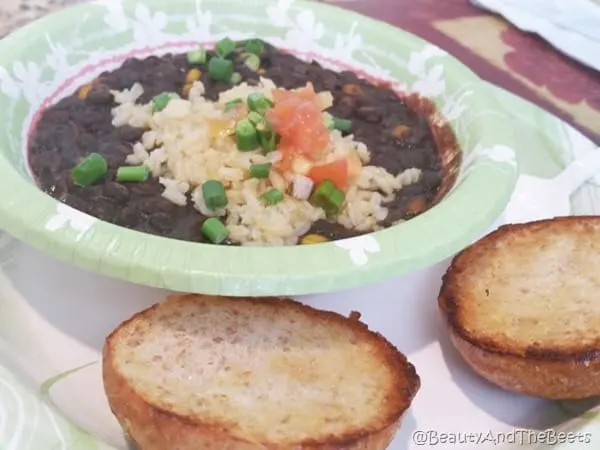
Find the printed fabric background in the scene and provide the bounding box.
[315,0,600,145]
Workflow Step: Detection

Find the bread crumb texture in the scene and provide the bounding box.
[105,294,419,447]
[443,217,600,356]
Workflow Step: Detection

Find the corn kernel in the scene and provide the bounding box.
[77,83,93,100]
[186,68,202,84]
[342,83,363,96]
[300,234,329,245]
[207,118,236,139]
[392,124,411,139]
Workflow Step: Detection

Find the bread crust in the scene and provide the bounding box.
[103,295,420,450]
[439,216,600,400]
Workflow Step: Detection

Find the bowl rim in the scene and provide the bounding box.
[0,0,518,296]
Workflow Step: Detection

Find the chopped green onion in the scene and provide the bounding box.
[311,180,345,216]
[235,119,259,151]
[202,180,228,211]
[187,46,207,65]
[247,92,274,114]
[215,37,236,57]
[250,163,272,179]
[116,165,149,183]
[255,121,268,132]
[244,39,265,55]
[152,92,179,113]
[247,113,277,152]
[323,113,335,130]
[332,116,353,133]
[71,153,108,187]
[258,128,277,152]
[202,218,229,244]
[243,53,261,72]
[208,57,234,82]
[224,98,243,112]
[230,72,242,84]
[247,111,264,126]
[261,188,284,206]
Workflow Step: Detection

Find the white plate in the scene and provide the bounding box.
[0,89,599,450]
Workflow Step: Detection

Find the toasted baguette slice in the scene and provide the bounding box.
[103,294,420,450]
[438,216,600,400]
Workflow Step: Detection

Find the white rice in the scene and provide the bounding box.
[158,177,190,207]
[125,143,150,166]
[110,78,422,245]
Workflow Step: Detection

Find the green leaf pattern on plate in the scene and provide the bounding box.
[0,0,516,295]
[0,0,518,286]
[0,365,104,450]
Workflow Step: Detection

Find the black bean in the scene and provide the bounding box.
[399,184,426,197]
[335,96,357,118]
[62,194,87,212]
[376,133,391,145]
[420,170,442,189]
[48,180,69,198]
[120,206,140,226]
[117,125,144,143]
[319,72,337,91]
[339,70,359,84]
[41,151,63,172]
[307,219,361,241]
[38,167,55,187]
[406,123,430,144]
[145,55,162,65]
[292,63,308,76]
[149,213,172,233]
[76,133,97,153]
[260,54,273,68]
[397,149,430,168]
[174,216,204,238]
[104,182,130,203]
[155,61,181,80]
[356,106,382,123]
[121,58,144,71]
[79,109,111,133]
[54,97,79,111]
[382,205,406,225]
[129,182,160,197]
[111,142,135,157]
[86,86,113,105]
[28,40,447,245]
[138,197,179,215]
[92,196,118,219]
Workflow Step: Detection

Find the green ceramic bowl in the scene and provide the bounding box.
[0,0,518,296]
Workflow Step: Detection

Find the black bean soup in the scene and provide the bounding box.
[29,40,453,245]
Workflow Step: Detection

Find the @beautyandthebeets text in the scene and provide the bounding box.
[412,429,593,446]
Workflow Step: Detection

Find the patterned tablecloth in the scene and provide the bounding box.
[1,0,599,144]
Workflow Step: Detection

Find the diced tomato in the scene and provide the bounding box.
[267,83,330,168]
[307,155,363,191]
[347,154,363,181]
[272,83,319,104]
[307,159,350,191]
